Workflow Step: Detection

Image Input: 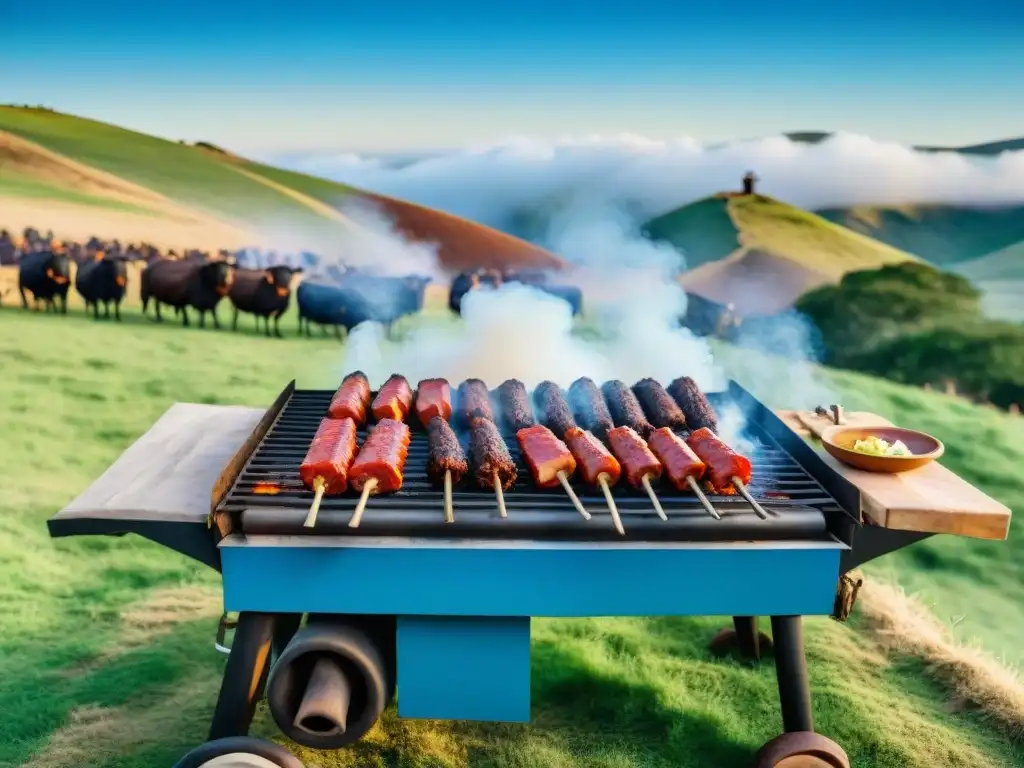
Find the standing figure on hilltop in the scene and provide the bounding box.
[742,171,758,195]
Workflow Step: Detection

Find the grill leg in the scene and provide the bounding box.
[709,616,772,661]
[209,612,276,740]
[770,615,814,733]
[734,616,761,659]
[272,613,303,661]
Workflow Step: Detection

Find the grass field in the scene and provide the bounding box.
[2,299,1023,767]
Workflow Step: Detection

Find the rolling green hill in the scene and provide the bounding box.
[1,306,1022,768]
[0,106,563,271]
[643,193,918,314]
[817,204,1024,267]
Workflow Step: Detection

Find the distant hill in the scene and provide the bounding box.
[954,242,1024,322]
[785,130,1024,156]
[643,193,918,314]
[0,106,561,272]
[816,204,1024,267]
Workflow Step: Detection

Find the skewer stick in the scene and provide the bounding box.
[348,478,378,528]
[732,477,768,520]
[641,474,667,521]
[557,470,591,520]
[303,476,327,528]
[443,470,454,523]
[493,469,508,519]
[597,473,625,535]
[686,476,721,520]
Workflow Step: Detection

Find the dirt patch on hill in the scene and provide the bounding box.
[679,247,831,315]
[0,130,171,208]
[362,192,565,272]
[0,197,257,251]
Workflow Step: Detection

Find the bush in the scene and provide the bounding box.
[796,262,1022,410]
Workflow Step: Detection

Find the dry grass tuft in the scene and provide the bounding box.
[858,579,1024,740]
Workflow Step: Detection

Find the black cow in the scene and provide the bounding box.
[228,265,303,338]
[75,255,129,321]
[18,250,71,313]
[448,269,503,315]
[140,257,234,328]
[296,280,355,339]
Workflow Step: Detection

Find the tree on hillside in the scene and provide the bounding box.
[796,262,981,363]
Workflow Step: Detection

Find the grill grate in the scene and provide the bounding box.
[218,388,843,541]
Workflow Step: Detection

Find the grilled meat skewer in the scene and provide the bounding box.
[372,374,413,422]
[565,426,624,534]
[415,378,452,424]
[607,424,666,520]
[497,378,536,432]
[469,418,516,518]
[633,378,687,430]
[457,378,494,428]
[568,377,615,441]
[517,424,590,520]
[299,417,359,528]
[534,380,576,438]
[327,371,371,425]
[348,418,412,528]
[668,376,718,433]
[602,380,653,438]
[426,415,467,523]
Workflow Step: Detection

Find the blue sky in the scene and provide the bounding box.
[3,0,1023,153]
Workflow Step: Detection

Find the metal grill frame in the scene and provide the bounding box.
[216,382,850,543]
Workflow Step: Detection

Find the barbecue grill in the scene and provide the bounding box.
[47,378,1012,768]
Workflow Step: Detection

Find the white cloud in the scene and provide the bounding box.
[280,132,1024,230]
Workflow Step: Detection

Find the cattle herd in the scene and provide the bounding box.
[1,227,584,338]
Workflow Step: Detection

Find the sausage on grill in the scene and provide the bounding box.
[415,378,452,424]
[469,417,517,490]
[565,427,621,486]
[568,377,615,441]
[327,371,371,425]
[517,424,577,489]
[606,425,663,488]
[686,427,751,494]
[497,378,536,432]
[372,374,414,422]
[533,380,576,438]
[668,376,718,433]
[648,427,705,491]
[602,380,653,438]
[299,417,359,494]
[425,415,468,486]
[349,418,411,494]
[457,378,494,428]
[633,378,687,430]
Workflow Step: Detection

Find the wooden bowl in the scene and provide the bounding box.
[820,425,944,473]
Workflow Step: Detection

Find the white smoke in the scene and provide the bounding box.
[279,132,1024,227]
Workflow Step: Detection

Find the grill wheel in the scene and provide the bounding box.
[172,737,304,768]
[754,732,850,768]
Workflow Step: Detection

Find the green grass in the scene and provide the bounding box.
[643,194,917,281]
[2,305,1023,767]
[0,107,353,237]
[0,168,160,215]
[727,195,919,279]
[641,196,741,270]
[816,204,1024,267]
